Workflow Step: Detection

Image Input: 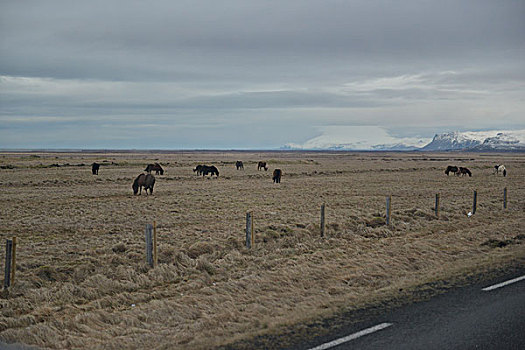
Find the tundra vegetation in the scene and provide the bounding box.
[0,151,523,349]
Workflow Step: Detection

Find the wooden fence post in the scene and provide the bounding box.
[4,239,13,289]
[320,203,326,237]
[145,224,154,267]
[246,212,254,249]
[472,190,477,215]
[153,221,158,267]
[435,194,440,218]
[11,237,16,286]
[386,196,392,226]
[503,187,507,209]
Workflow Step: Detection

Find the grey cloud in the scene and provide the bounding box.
[2,0,524,81]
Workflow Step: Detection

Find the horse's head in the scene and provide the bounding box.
[132,176,141,195]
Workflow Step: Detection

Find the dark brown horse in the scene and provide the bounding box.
[273,169,282,183]
[132,174,155,195]
[445,165,458,176]
[236,161,244,170]
[258,161,268,171]
[145,163,164,175]
[458,167,472,177]
[91,162,100,175]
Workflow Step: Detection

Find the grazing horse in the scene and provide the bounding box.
[145,163,164,175]
[273,169,282,183]
[193,165,205,175]
[91,162,100,175]
[458,167,472,177]
[257,161,268,171]
[494,165,507,177]
[201,165,219,177]
[132,174,155,195]
[445,165,458,176]
[235,161,244,170]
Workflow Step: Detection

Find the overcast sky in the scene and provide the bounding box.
[1,0,524,149]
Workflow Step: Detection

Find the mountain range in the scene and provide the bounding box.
[421,130,525,151]
[284,130,525,151]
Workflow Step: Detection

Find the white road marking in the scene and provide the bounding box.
[482,275,525,292]
[307,322,393,350]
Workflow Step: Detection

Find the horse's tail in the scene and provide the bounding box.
[147,175,155,194]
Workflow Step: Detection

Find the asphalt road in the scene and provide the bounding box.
[301,272,525,350]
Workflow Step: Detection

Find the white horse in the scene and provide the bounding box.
[494,165,507,177]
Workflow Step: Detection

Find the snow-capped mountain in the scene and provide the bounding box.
[422,130,525,151]
[283,126,430,151]
[283,128,525,151]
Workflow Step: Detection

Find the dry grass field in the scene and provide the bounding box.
[0,151,524,349]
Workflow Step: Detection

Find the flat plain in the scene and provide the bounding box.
[0,151,523,349]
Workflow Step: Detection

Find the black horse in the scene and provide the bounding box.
[445,165,458,176]
[145,163,164,175]
[258,161,268,171]
[201,165,219,177]
[91,162,100,175]
[132,174,155,195]
[193,165,205,175]
[273,169,282,183]
[458,167,472,177]
[236,161,244,170]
